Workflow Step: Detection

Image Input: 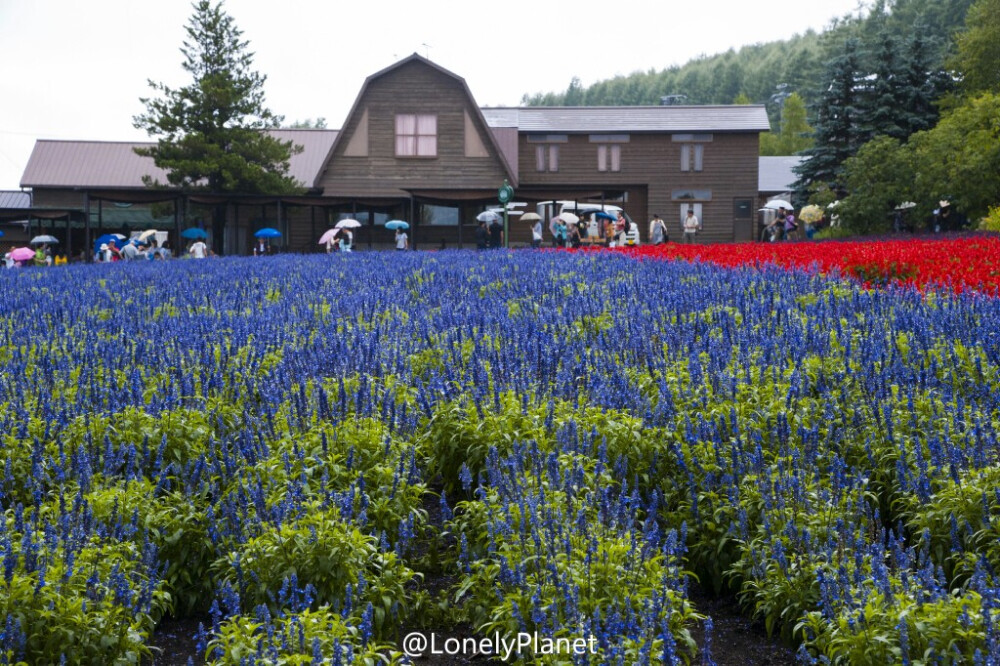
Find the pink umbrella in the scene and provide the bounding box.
[317,228,339,245]
[10,247,35,262]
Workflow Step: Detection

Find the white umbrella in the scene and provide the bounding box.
[30,235,58,245]
[555,212,579,225]
[764,199,793,210]
[476,210,499,223]
[335,219,361,229]
[138,229,160,241]
[896,201,917,210]
[318,228,339,245]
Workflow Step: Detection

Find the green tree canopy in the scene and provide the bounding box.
[133,0,301,195]
[759,93,814,156]
[949,0,1000,94]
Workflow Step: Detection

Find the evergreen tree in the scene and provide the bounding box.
[864,27,907,139]
[949,0,1000,95]
[897,22,951,135]
[794,39,867,200]
[133,1,301,198]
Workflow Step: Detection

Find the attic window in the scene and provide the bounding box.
[396,114,437,157]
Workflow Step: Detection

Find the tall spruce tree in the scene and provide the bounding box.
[794,38,867,201]
[133,0,301,247]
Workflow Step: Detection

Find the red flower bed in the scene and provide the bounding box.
[589,237,1000,294]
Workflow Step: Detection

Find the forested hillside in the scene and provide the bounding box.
[520,0,973,111]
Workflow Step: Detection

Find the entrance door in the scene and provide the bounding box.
[733,198,754,241]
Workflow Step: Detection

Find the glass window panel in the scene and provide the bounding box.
[610,145,621,172]
[680,144,691,172]
[396,136,415,156]
[416,115,436,134]
[549,145,559,171]
[417,136,437,156]
[694,145,704,171]
[396,115,415,134]
[597,145,608,171]
[536,146,546,172]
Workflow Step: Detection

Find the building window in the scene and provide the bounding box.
[395,114,437,157]
[535,144,559,172]
[529,134,565,172]
[680,144,704,172]
[679,203,703,226]
[672,189,712,201]
[597,145,621,172]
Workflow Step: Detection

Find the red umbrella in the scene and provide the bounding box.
[10,247,35,262]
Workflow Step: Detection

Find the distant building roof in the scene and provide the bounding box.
[0,190,31,209]
[20,129,338,189]
[759,156,804,193]
[481,106,771,133]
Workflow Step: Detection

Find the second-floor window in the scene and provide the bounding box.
[528,134,566,172]
[597,145,621,172]
[396,114,437,157]
[674,133,711,172]
[680,144,704,172]
[535,145,559,172]
[591,134,627,172]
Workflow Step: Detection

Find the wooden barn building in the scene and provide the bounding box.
[12,54,770,256]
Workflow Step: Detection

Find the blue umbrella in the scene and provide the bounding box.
[593,211,616,221]
[0,230,4,238]
[254,227,281,239]
[181,227,208,240]
[385,220,409,230]
[94,233,124,252]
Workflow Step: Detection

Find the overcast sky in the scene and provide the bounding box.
[0,0,866,190]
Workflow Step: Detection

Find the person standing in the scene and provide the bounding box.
[189,238,208,259]
[682,208,700,243]
[568,222,581,248]
[253,239,269,256]
[614,211,628,245]
[488,219,503,249]
[783,209,799,241]
[395,227,408,251]
[475,220,489,250]
[649,214,668,245]
[531,218,543,248]
[341,229,353,253]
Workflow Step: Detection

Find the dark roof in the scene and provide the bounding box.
[480,105,771,133]
[759,156,804,193]
[20,130,337,189]
[0,191,31,209]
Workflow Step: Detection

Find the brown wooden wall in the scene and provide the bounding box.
[516,132,759,243]
[317,61,509,197]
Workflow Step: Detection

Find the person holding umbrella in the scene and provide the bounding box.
[253,238,269,256]
[189,237,208,259]
[395,226,408,251]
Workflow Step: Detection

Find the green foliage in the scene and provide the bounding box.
[207,607,404,665]
[0,541,168,665]
[216,507,419,636]
[908,92,1000,219]
[838,136,913,233]
[133,0,302,195]
[949,0,1000,95]
[759,93,814,156]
